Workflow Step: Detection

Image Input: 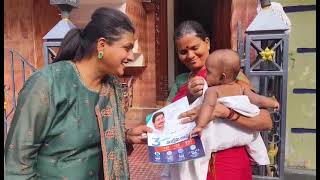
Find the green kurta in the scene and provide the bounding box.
[5,61,130,180]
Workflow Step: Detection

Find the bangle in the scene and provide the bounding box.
[230,113,240,121]
[226,108,235,119]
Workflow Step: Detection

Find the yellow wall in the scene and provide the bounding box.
[276,0,316,170]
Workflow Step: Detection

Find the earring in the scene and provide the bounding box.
[98,51,104,60]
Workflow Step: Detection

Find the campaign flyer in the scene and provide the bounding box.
[147,136,205,164]
[146,96,205,164]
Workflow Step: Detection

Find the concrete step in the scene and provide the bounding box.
[253,168,316,180]
[284,168,316,180]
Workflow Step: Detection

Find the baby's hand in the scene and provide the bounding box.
[190,127,203,138]
[273,101,280,111]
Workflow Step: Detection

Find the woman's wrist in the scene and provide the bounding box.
[226,108,240,121]
[125,128,134,155]
[125,128,133,144]
[230,112,240,121]
[226,108,235,119]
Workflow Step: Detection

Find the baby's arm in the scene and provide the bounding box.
[191,87,218,135]
[243,88,280,111]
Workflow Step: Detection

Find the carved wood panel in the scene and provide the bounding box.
[154,0,168,104]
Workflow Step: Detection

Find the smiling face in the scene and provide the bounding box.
[153,114,165,131]
[98,31,135,76]
[175,33,210,73]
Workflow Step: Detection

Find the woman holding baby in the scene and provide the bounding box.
[164,20,273,180]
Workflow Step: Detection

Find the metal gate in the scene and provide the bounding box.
[243,12,289,179]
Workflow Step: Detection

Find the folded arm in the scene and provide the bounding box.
[180,103,272,131]
[243,87,279,111]
[179,75,272,132]
[227,108,273,131]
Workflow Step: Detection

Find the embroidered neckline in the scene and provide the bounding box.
[67,61,101,94]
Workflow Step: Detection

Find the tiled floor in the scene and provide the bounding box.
[128,144,165,180]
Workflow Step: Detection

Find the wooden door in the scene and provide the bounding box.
[173,0,232,76]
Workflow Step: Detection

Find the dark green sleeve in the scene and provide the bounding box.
[5,72,53,179]
[166,80,179,103]
[166,73,189,103]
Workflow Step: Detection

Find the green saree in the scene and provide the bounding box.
[5,61,130,180]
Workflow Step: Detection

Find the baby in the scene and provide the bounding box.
[192,49,279,135]
[161,49,279,180]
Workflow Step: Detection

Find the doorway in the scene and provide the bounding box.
[172,0,232,76]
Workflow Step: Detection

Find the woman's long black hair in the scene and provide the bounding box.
[54,7,135,62]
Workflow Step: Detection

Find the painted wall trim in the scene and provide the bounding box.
[296,48,316,53]
[283,5,316,13]
[292,88,316,94]
[291,128,316,134]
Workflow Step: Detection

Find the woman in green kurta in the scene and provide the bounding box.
[5,7,152,180]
